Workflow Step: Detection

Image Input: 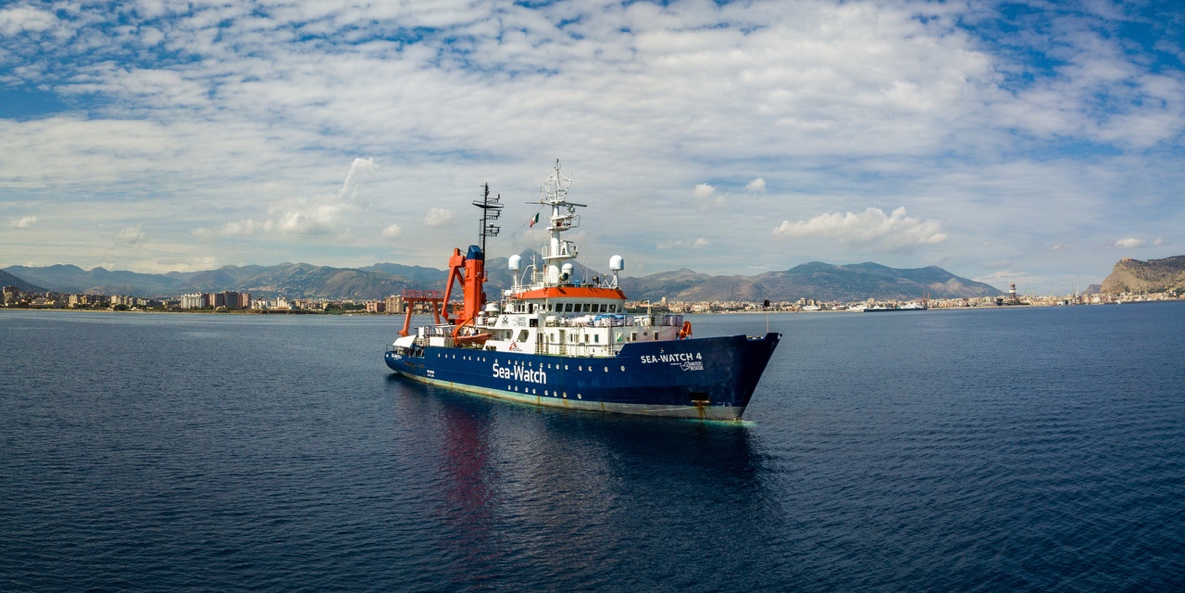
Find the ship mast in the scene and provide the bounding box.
[472,183,503,256]
[532,160,585,286]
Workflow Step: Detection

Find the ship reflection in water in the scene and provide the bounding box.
[385,374,780,589]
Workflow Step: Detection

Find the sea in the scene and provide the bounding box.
[2,303,1184,592]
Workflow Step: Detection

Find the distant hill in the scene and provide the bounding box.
[761,261,1001,301]
[358,263,451,285]
[172,263,417,299]
[0,269,47,293]
[3,264,182,295]
[4,259,1001,302]
[1101,256,1185,294]
[3,262,421,300]
[621,261,1001,302]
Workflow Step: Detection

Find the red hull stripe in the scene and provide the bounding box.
[514,287,626,300]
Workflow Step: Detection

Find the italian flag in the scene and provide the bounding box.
[529,213,540,227]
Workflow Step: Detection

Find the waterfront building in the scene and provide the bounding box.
[180,293,206,309]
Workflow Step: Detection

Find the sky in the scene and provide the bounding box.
[1,0,1183,294]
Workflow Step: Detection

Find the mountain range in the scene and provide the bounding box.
[4,255,1003,302]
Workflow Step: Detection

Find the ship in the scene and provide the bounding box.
[384,162,781,420]
[863,301,929,312]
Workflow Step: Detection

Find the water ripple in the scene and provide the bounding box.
[3,306,1185,591]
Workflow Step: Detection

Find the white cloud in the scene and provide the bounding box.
[381,223,402,239]
[337,157,377,203]
[658,237,712,250]
[424,208,454,227]
[264,200,354,237]
[1111,237,1145,249]
[118,226,144,245]
[0,5,57,35]
[9,215,38,229]
[745,178,766,193]
[693,184,716,200]
[773,207,947,250]
[220,219,259,237]
[211,159,377,239]
[693,183,724,209]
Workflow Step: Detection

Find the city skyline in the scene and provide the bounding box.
[2,0,1184,294]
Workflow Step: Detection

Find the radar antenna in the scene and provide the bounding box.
[472,183,503,255]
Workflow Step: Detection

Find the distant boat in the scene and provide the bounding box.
[863,301,928,312]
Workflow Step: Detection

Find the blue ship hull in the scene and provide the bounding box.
[385,332,781,420]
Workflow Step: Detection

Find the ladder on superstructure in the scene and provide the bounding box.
[473,183,503,255]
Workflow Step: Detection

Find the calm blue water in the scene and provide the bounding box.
[2,305,1184,592]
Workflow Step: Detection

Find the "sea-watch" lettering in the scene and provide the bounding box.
[639,352,702,365]
[492,360,547,384]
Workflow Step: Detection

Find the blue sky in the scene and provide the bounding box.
[2,0,1183,294]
